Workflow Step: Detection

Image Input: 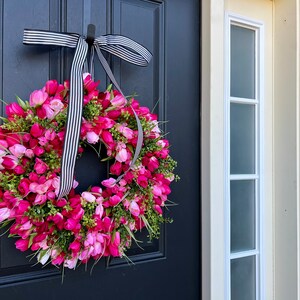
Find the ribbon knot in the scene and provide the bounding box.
[23,29,152,199]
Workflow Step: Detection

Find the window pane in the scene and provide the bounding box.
[230,103,255,174]
[230,25,255,99]
[230,180,255,252]
[231,256,256,300]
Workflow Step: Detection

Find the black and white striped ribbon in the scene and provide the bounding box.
[23,29,152,199]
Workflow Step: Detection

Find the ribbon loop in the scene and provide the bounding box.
[23,28,152,198]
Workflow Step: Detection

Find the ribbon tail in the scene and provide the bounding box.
[94,45,143,174]
[58,37,88,199]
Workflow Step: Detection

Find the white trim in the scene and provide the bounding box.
[230,249,259,260]
[225,12,265,300]
[230,174,259,180]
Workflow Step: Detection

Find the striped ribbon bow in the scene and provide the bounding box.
[23,29,152,199]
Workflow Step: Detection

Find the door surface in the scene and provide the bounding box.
[0,0,200,299]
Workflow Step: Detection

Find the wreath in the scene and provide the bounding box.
[0,74,177,269]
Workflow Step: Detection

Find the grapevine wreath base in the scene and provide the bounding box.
[0,74,177,269]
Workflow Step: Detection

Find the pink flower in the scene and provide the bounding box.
[118,125,134,139]
[148,156,159,172]
[129,201,140,217]
[109,195,121,206]
[45,129,56,141]
[137,175,148,188]
[152,185,163,196]
[154,204,163,215]
[45,80,58,95]
[110,161,122,175]
[101,131,114,147]
[34,194,47,205]
[9,144,26,158]
[25,149,34,158]
[64,258,78,269]
[49,99,64,112]
[115,142,127,162]
[18,178,31,196]
[43,104,55,119]
[64,218,77,231]
[15,238,29,252]
[2,155,18,169]
[102,178,116,188]
[14,165,26,175]
[0,207,10,222]
[6,103,25,118]
[111,94,126,107]
[34,158,48,174]
[86,131,99,144]
[95,204,104,218]
[81,192,96,203]
[91,186,102,194]
[30,123,44,138]
[32,146,44,156]
[29,90,48,107]
[69,240,81,254]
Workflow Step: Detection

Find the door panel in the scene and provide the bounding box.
[0,0,200,299]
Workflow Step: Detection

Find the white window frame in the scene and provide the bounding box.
[224,13,265,300]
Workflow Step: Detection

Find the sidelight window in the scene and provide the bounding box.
[225,15,264,300]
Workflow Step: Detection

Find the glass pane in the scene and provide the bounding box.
[231,256,256,300]
[230,180,255,252]
[230,103,255,174]
[230,25,255,99]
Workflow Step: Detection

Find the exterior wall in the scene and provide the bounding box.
[274,1,299,299]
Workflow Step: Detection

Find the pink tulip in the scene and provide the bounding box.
[129,201,140,217]
[18,178,31,196]
[2,155,18,169]
[0,207,10,222]
[43,104,55,119]
[118,125,134,139]
[15,238,29,252]
[116,148,127,162]
[0,140,8,150]
[101,131,114,146]
[14,165,26,175]
[111,94,126,107]
[64,218,77,231]
[34,194,47,205]
[102,178,116,188]
[30,123,44,138]
[69,240,81,253]
[86,131,99,144]
[109,195,121,206]
[33,146,45,156]
[110,161,122,175]
[45,80,58,95]
[82,191,96,203]
[154,204,163,215]
[29,90,48,107]
[95,204,104,218]
[9,144,26,158]
[34,158,48,174]
[91,186,102,194]
[137,175,148,188]
[64,257,78,269]
[6,103,25,117]
[50,99,64,112]
[25,149,34,158]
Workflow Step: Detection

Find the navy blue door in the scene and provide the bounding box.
[0,0,200,299]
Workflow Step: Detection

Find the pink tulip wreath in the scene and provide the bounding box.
[0,74,177,269]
